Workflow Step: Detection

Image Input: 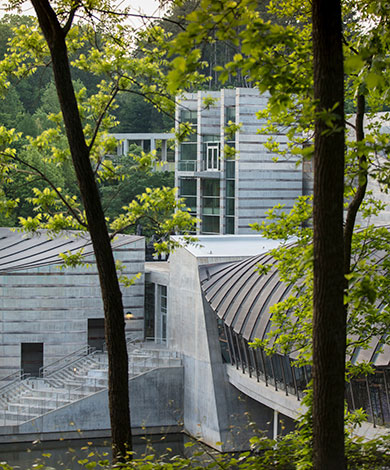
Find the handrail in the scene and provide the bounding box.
[0,369,24,384]
[0,373,31,407]
[102,334,143,353]
[43,351,102,382]
[40,345,96,377]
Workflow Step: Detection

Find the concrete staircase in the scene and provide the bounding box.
[0,343,181,427]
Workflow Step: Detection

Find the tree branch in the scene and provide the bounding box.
[1,151,87,228]
[344,94,367,278]
[62,2,80,36]
[88,86,120,152]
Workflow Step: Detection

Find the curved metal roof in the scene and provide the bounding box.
[200,248,390,367]
[0,228,142,273]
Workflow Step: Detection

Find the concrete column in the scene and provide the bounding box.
[273,409,279,440]
[161,139,167,162]
[123,139,129,155]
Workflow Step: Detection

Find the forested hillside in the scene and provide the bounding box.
[0,14,174,228]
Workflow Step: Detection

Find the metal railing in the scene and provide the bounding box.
[0,373,32,407]
[0,342,182,427]
[177,160,197,172]
[40,345,96,378]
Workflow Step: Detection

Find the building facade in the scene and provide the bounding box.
[176,88,306,234]
[0,229,144,379]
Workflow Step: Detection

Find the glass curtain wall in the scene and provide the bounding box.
[219,322,390,424]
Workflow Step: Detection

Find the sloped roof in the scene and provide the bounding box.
[200,248,390,367]
[0,228,142,273]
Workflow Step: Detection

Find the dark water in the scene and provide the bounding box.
[0,434,187,469]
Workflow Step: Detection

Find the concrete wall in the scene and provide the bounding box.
[0,237,145,378]
[1,366,183,442]
[168,247,275,451]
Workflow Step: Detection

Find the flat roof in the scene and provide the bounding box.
[173,235,289,258]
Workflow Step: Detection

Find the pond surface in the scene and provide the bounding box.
[0,434,186,469]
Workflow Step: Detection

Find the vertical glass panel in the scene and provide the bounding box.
[180,143,197,160]
[202,216,220,234]
[281,356,296,396]
[263,354,275,386]
[225,217,234,234]
[225,106,236,124]
[158,285,167,343]
[144,283,155,340]
[226,180,235,198]
[225,160,235,179]
[180,109,197,124]
[203,179,220,196]
[180,178,197,195]
[226,199,235,216]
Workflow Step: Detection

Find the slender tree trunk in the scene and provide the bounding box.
[344,94,367,277]
[312,1,346,469]
[30,0,132,460]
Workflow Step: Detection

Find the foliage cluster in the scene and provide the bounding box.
[0,12,197,249]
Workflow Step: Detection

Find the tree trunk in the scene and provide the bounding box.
[312,1,346,469]
[30,0,132,461]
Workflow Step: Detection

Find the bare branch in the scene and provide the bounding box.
[88,85,120,152]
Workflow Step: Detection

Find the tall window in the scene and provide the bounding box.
[225,106,236,125]
[206,144,220,170]
[157,285,167,343]
[225,160,235,234]
[180,109,197,125]
[202,179,220,234]
[179,178,197,215]
[144,282,155,340]
[179,110,197,171]
[202,135,220,171]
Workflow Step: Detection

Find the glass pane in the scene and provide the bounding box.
[203,135,220,142]
[226,180,235,198]
[225,160,235,179]
[225,106,236,124]
[203,179,220,196]
[180,143,197,160]
[202,198,220,215]
[202,215,220,233]
[180,109,197,124]
[183,196,197,212]
[180,179,197,196]
[226,198,235,216]
[225,216,234,234]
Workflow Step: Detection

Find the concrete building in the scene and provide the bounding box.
[175,88,306,234]
[145,235,390,449]
[0,229,144,379]
[0,230,388,447]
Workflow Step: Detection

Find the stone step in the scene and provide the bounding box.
[0,345,182,430]
[8,402,55,415]
[0,409,37,422]
[26,386,87,401]
[14,395,71,409]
